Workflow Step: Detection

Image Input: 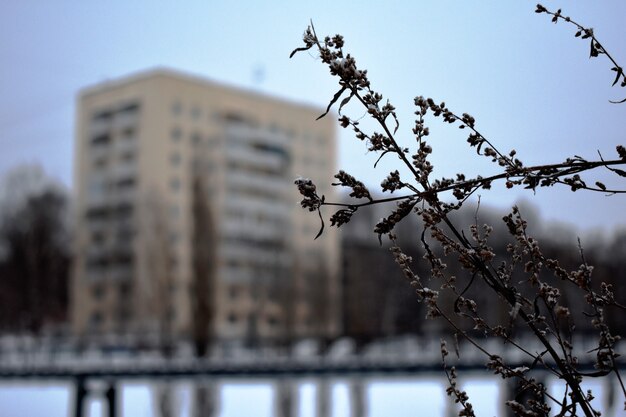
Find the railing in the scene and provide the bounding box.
[225,145,286,172]
[0,335,622,417]
[225,124,290,149]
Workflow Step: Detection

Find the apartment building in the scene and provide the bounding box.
[71,69,340,347]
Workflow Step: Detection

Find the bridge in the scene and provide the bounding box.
[0,334,622,417]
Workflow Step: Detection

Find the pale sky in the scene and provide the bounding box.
[1,1,625,234]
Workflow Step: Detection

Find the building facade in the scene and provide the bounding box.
[71,69,340,347]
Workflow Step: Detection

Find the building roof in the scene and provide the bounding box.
[78,67,326,114]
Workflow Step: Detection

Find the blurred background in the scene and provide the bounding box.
[0,1,625,416]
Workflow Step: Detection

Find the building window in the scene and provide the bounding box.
[87,176,107,201]
[119,282,132,298]
[91,133,111,146]
[171,127,182,142]
[121,127,135,139]
[170,152,182,166]
[190,132,202,146]
[223,111,248,124]
[171,101,182,116]
[93,157,107,170]
[229,286,238,299]
[91,231,106,245]
[117,177,135,189]
[92,109,113,122]
[121,152,134,163]
[170,177,181,191]
[192,158,204,171]
[170,204,180,219]
[269,123,280,133]
[115,202,134,218]
[169,255,179,273]
[89,311,103,329]
[191,106,201,120]
[119,102,140,115]
[92,285,105,300]
[85,206,108,221]
[207,135,219,147]
[117,308,132,323]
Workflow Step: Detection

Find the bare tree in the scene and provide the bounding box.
[190,174,219,417]
[0,165,70,333]
[141,191,177,353]
[141,191,180,417]
[190,174,217,357]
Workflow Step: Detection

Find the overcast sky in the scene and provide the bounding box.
[1,1,625,235]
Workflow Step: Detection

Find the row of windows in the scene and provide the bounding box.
[170,177,182,191]
[301,133,330,147]
[171,104,262,127]
[225,209,286,226]
[90,227,135,246]
[92,151,136,170]
[169,177,213,197]
[171,101,205,120]
[226,160,285,177]
[92,102,140,122]
[222,235,286,251]
[91,126,136,145]
[169,153,217,181]
[170,103,328,146]
[170,126,219,149]
[85,202,134,220]
[301,155,328,169]
[227,183,284,201]
[87,308,133,330]
[86,179,132,205]
[86,252,133,269]
[91,282,132,300]
[250,142,290,160]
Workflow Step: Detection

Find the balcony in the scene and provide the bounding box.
[114,137,136,155]
[109,265,133,281]
[224,146,286,172]
[111,187,135,206]
[85,192,109,209]
[85,204,110,221]
[226,171,289,198]
[219,244,291,267]
[86,269,106,281]
[112,111,138,132]
[110,163,137,182]
[89,118,111,138]
[223,197,291,219]
[86,218,108,234]
[86,246,108,262]
[222,218,286,241]
[218,266,253,284]
[110,240,134,259]
[225,124,289,149]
